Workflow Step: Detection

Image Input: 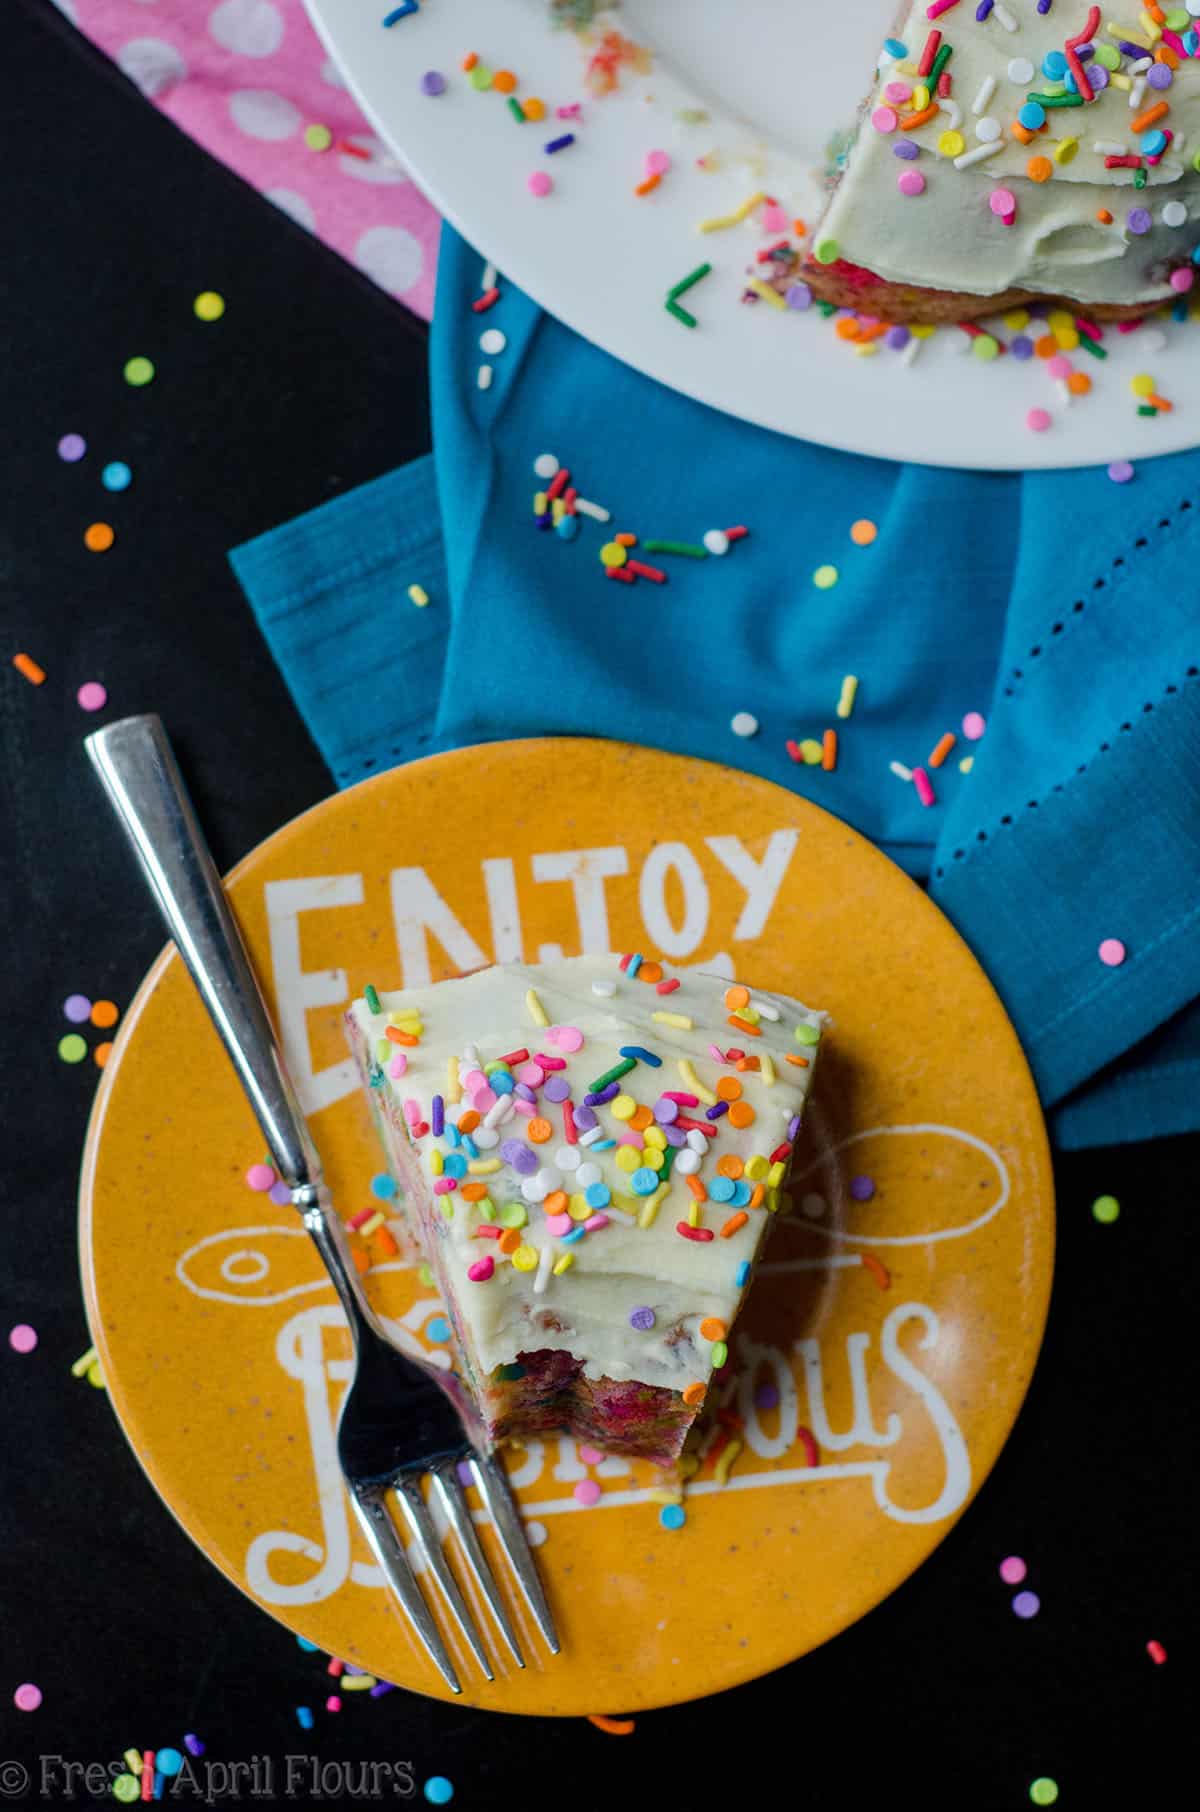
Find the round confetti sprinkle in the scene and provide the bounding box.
[1026,409,1052,434]
[1026,156,1053,184]
[1029,1781,1059,1807]
[524,1519,548,1547]
[58,433,86,462]
[101,461,132,492]
[785,281,812,310]
[269,1180,292,1206]
[1091,1194,1120,1225]
[897,169,926,196]
[84,522,115,552]
[1010,335,1034,361]
[1170,267,1194,293]
[94,1042,112,1069]
[420,71,447,96]
[893,140,919,161]
[193,291,226,321]
[579,1444,603,1465]
[813,564,838,590]
[872,106,898,134]
[91,999,118,1029]
[850,519,877,546]
[9,1324,38,1354]
[814,238,840,264]
[703,529,730,555]
[1008,57,1035,85]
[123,356,155,387]
[849,1174,875,1201]
[1012,1590,1041,1619]
[426,1316,452,1344]
[573,1478,602,1507]
[630,1306,656,1331]
[1162,200,1188,228]
[156,1750,183,1778]
[13,1683,42,1712]
[999,1555,1027,1585]
[246,1163,276,1192]
[1108,460,1135,485]
[370,1173,398,1199]
[76,681,108,712]
[659,1504,686,1530]
[527,170,553,197]
[1127,207,1152,236]
[63,994,91,1023]
[1098,938,1126,967]
[305,123,333,150]
[962,712,986,740]
[113,1778,140,1805]
[479,328,506,355]
[731,711,758,738]
[972,333,1000,362]
[423,1779,455,1806]
[58,1034,87,1064]
[533,452,559,479]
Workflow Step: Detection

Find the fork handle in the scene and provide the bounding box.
[85,714,319,1193]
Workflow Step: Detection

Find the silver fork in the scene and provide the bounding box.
[86,714,559,1695]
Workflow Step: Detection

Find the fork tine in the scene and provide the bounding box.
[431,1462,526,1669]
[347,1489,462,1696]
[393,1477,495,1682]
[470,1454,561,1656]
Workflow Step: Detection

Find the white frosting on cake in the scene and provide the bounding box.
[819,1,1200,306]
[348,957,824,1396]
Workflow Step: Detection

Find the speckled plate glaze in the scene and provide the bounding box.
[302,0,1199,469]
[80,740,1054,1714]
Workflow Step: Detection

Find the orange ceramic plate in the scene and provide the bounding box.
[80,739,1053,1715]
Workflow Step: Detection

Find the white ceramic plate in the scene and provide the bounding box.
[305,0,1199,471]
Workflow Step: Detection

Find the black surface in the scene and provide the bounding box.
[0,4,1188,1806]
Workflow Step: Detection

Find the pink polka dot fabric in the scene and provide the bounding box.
[55,0,439,318]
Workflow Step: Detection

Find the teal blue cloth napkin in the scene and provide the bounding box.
[231,225,1200,1150]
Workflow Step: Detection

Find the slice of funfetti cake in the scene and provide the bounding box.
[345,956,825,1465]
